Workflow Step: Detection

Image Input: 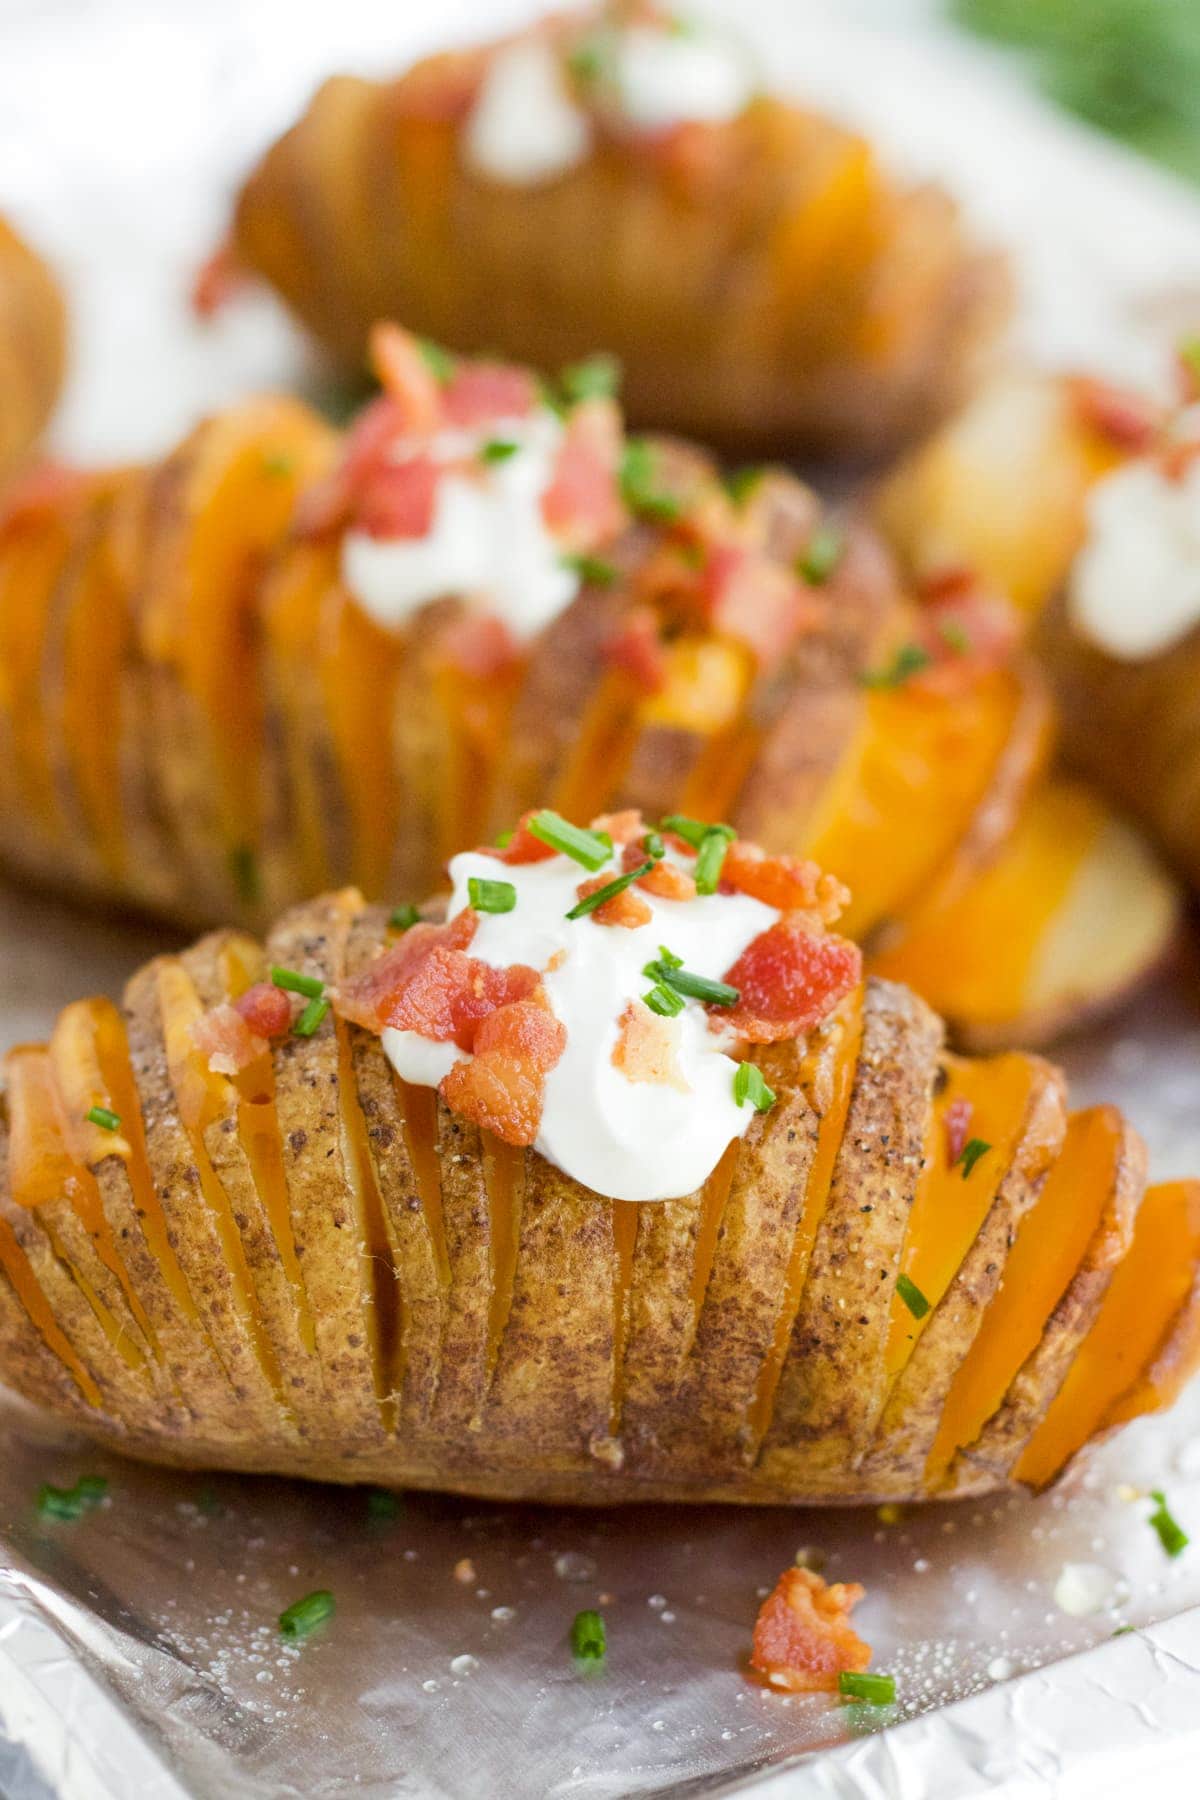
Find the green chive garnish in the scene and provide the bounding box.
[860,643,932,690]
[619,439,682,523]
[660,813,733,851]
[527,810,613,870]
[271,965,324,999]
[650,944,683,970]
[85,1106,120,1132]
[494,828,514,848]
[938,619,971,654]
[37,1474,107,1521]
[230,844,260,905]
[366,1488,402,1522]
[734,1063,776,1113]
[560,354,621,404]
[261,450,295,477]
[1149,1489,1189,1558]
[798,525,844,585]
[561,552,618,587]
[566,862,652,921]
[724,465,766,505]
[293,996,330,1038]
[1180,337,1200,388]
[693,824,736,895]
[469,876,517,914]
[642,955,739,1009]
[570,1608,607,1663]
[388,903,420,932]
[641,831,664,861]
[896,1273,930,1320]
[480,439,520,464]
[643,982,685,1018]
[279,1590,335,1639]
[417,339,455,383]
[957,1138,991,1180]
[838,1670,895,1705]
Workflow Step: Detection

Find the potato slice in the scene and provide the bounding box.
[0,215,66,480]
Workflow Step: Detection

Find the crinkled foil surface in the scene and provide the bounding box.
[5,3,1200,1796]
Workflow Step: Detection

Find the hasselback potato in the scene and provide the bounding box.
[226,2,1009,459]
[2,813,1197,1505]
[0,213,66,481]
[0,328,1176,1046]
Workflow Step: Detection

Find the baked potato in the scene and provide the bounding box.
[0,213,66,482]
[0,327,1177,1046]
[1,812,1196,1504]
[224,2,1009,460]
[877,363,1200,897]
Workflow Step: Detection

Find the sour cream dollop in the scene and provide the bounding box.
[340,408,580,639]
[1070,452,1200,660]
[381,844,779,1202]
[607,24,757,132]
[464,40,592,185]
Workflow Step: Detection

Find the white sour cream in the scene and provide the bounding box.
[340,409,580,640]
[608,24,757,132]
[464,39,592,185]
[381,844,779,1202]
[1070,452,1200,660]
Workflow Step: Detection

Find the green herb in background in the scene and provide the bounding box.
[37,1474,107,1521]
[951,0,1200,184]
[570,1608,607,1663]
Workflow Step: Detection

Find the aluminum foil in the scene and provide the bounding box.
[4,2,1200,1795]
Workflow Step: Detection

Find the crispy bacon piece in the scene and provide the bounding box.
[575,873,653,929]
[369,322,445,434]
[944,1096,974,1167]
[620,839,697,901]
[234,981,294,1039]
[542,399,626,546]
[381,946,541,1049]
[439,612,521,679]
[604,607,668,693]
[294,395,406,540]
[441,997,566,1145]
[442,362,537,427]
[1068,375,1162,454]
[749,1568,872,1694]
[1159,435,1200,484]
[190,237,245,320]
[612,1001,688,1090]
[720,918,861,1044]
[193,1004,268,1077]
[721,841,847,922]
[594,810,646,846]
[1,459,86,530]
[355,455,441,540]
[702,545,814,666]
[334,909,478,1032]
[484,811,558,866]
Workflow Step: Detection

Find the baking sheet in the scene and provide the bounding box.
[5,1,1200,1795]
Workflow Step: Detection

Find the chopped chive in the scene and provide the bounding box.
[860,642,932,690]
[480,438,520,464]
[37,1474,107,1521]
[560,354,621,404]
[1180,337,1200,388]
[494,828,515,848]
[561,552,619,587]
[85,1105,121,1133]
[937,618,971,654]
[229,843,260,906]
[660,813,733,851]
[733,1062,775,1113]
[417,338,455,383]
[567,39,605,84]
[527,809,613,870]
[642,956,739,1008]
[1149,1489,1189,1558]
[957,1138,991,1180]
[388,903,421,932]
[566,861,652,920]
[279,1590,335,1639]
[293,996,330,1038]
[261,450,295,477]
[653,943,683,970]
[271,965,325,999]
[797,525,844,585]
[643,982,685,1018]
[469,876,517,914]
[693,823,737,895]
[724,465,766,505]
[366,1488,402,1522]
[1112,1623,1135,1637]
[641,831,664,861]
[896,1273,930,1320]
[570,1608,607,1663]
[619,439,682,523]
[838,1670,895,1705]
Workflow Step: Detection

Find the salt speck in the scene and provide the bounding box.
[422,1679,440,1694]
[1054,1563,1121,1617]
[651,1719,666,1733]
[450,1654,479,1677]
[720,1729,735,1742]
[491,1606,516,1623]
[913,1558,931,1574]
[660,1611,676,1624]
[554,1552,597,1582]
[648,1594,668,1611]
[987,1656,1014,1681]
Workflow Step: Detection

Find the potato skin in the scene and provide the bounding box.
[0,900,1184,1505]
[0,215,66,482]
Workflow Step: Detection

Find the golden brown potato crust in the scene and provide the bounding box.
[1,900,1193,1505]
[0,215,66,480]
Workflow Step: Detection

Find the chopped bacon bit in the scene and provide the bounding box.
[441,996,566,1145]
[234,981,294,1039]
[1159,435,1200,484]
[294,395,406,540]
[702,545,815,667]
[720,919,861,1044]
[604,607,668,693]
[192,1003,267,1077]
[916,564,983,605]
[944,1096,974,1167]
[355,455,441,540]
[542,398,626,547]
[594,810,646,846]
[722,841,847,924]
[910,575,1021,694]
[612,1001,689,1090]
[622,840,697,901]
[190,237,245,320]
[369,323,445,434]
[0,459,86,529]
[439,612,521,679]
[749,1568,872,1694]
[485,811,559,866]
[383,947,541,1050]
[334,910,478,1032]
[442,363,537,427]
[1068,375,1162,454]
[575,873,653,929]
